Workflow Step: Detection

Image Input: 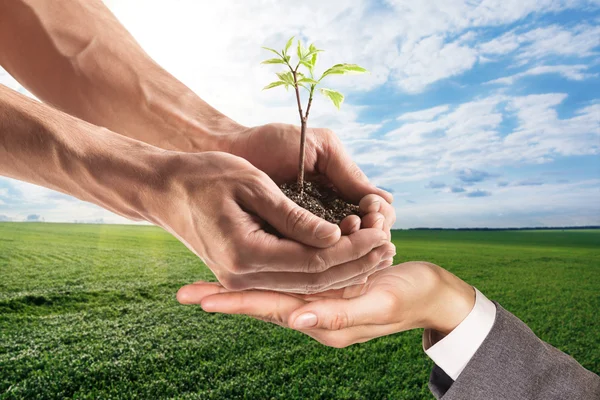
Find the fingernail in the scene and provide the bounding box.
[316,223,339,240]
[381,250,396,261]
[294,313,317,329]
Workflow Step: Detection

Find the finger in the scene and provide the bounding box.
[360,212,385,231]
[288,289,397,330]
[320,257,394,292]
[316,133,393,204]
[339,214,361,235]
[226,241,396,294]
[238,178,341,248]
[176,282,225,304]
[239,227,388,274]
[360,194,396,236]
[200,290,305,327]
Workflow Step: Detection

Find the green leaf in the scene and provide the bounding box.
[261,58,286,65]
[320,63,368,80]
[340,63,368,73]
[297,39,304,60]
[299,60,314,70]
[304,46,323,61]
[262,81,286,90]
[262,47,282,57]
[298,77,319,85]
[284,36,294,55]
[319,88,344,109]
[309,44,321,66]
[276,71,295,86]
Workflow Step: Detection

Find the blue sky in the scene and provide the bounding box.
[1,0,599,228]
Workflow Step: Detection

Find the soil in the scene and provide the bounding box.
[279,181,359,225]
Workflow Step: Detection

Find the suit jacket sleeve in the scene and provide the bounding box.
[428,303,600,400]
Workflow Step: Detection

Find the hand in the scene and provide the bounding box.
[176,259,475,348]
[149,151,395,293]
[226,123,396,238]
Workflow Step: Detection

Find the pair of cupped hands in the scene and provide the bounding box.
[172,123,466,348]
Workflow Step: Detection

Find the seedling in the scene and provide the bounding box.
[261,37,367,194]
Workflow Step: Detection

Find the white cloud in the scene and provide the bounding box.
[357,93,599,188]
[486,64,598,85]
[398,180,600,228]
[393,35,478,93]
[503,94,600,157]
[479,23,600,61]
[397,105,450,122]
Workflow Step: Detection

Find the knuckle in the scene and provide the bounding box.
[261,311,278,324]
[286,206,312,234]
[348,162,366,180]
[345,235,363,258]
[306,251,329,273]
[301,281,326,294]
[248,172,268,192]
[328,311,351,331]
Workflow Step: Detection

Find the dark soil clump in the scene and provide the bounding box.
[279,181,359,225]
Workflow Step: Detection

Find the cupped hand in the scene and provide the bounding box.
[177,258,475,348]
[150,151,394,293]
[226,123,396,237]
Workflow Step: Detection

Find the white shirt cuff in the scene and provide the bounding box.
[422,287,497,381]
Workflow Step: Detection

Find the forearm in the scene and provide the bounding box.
[0,0,242,152]
[0,84,167,221]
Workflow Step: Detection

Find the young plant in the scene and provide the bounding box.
[261,37,367,194]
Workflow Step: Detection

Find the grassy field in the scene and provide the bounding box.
[1,223,599,399]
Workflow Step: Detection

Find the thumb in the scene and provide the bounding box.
[317,134,393,204]
[239,178,341,248]
[288,291,392,331]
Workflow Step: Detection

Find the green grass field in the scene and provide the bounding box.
[1,222,599,399]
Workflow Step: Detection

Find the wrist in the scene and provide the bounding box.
[423,265,475,336]
[77,127,173,223]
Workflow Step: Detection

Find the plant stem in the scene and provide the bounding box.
[291,70,306,195]
[305,86,314,120]
[298,120,307,195]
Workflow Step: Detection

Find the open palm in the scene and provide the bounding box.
[176,261,459,348]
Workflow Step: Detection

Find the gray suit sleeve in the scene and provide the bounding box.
[429,303,600,400]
